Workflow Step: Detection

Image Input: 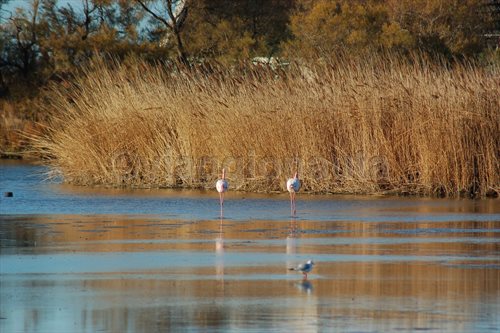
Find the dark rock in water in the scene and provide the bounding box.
[4,192,13,197]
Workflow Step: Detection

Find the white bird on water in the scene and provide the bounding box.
[216,168,229,209]
[286,172,300,216]
[289,259,315,280]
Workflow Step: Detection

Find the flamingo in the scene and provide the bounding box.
[216,168,228,211]
[286,172,300,216]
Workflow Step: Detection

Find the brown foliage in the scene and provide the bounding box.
[286,0,493,59]
[31,55,500,197]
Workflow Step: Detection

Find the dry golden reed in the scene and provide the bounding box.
[31,55,499,197]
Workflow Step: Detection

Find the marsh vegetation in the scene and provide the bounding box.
[32,54,499,197]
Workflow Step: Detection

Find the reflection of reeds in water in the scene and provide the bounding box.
[4,215,498,257]
[8,272,490,332]
[2,215,498,332]
[31,55,500,197]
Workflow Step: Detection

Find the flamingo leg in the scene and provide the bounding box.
[219,192,223,209]
[303,272,307,280]
[292,192,296,216]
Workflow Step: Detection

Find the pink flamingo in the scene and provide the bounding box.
[286,172,301,216]
[216,168,229,211]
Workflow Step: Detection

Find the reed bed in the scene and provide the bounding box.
[31,55,499,197]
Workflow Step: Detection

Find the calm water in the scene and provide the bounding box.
[1,160,499,333]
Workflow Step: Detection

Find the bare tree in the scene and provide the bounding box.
[81,0,97,40]
[0,0,41,76]
[135,0,188,64]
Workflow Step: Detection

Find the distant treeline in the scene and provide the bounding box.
[1,0,500,92]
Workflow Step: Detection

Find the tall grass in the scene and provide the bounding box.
[31,55,499,197]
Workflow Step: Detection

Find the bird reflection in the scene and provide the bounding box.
[297,280,313,294]
[286,217,298,274]
[216,216,224,253]
[215,215,224,280]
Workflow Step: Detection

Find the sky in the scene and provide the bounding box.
[1,0,82,22]
[0,0,181,27]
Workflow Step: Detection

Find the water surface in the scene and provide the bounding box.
[1,161,499,332]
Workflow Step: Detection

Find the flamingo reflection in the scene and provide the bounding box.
[215,215,224,280]
[286,219,314,293]
[286,217,298,272]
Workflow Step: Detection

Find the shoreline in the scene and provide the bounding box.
[2,157,498,199]
[0,152,23,159]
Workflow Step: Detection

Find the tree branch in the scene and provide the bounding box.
[135,0,173,30]
[166,0,177,31]
[30,0,39,47]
